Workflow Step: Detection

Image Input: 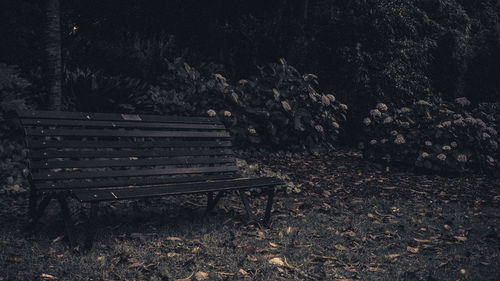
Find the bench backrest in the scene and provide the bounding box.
[17,110,240,192]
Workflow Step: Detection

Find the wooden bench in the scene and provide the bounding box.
[17,110,283,249]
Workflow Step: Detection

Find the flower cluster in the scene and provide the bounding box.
[360,98,500,173]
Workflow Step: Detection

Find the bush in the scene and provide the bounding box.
[234,59,347,149]
[360,97,499,173]
[67,58,347,150]
[0,63,30,193]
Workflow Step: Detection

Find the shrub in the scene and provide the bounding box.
[360,97,499,173]
[73,58,347,150]
[234,58,347,149]
[0,63,30,193]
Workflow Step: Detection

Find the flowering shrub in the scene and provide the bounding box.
[66,59,347,150]
[360,98,499,173]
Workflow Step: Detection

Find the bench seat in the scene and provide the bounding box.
[17,110,284,249]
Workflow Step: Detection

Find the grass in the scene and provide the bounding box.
[0,149,499,280]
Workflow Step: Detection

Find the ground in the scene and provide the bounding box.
[0,149,499,281]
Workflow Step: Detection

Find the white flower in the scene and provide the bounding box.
[376,103,388,111]
[454,97,471,107]
[340,104,348,111]
[321,95,331,106]
[363,117,372,126]
[437,153,446,161]
[231,91,239,102]
[453,118,465,126]
[332,122,340,129]
[465,117,476,125]
[442,145,451,151]
[370,139,377,145]
[394,135,406,145]
[486,127,497,136]
[399,107,412,113]
[207,109,216,117]
[315,125,324,133]
[390,130,399,136]
[421,152,430,158]
[327,94,336,103]
[383,116,393,124]
[223,110,232,117]
[399,121,410,128]
[370,109,382,118]
[451,141,458,148]
[248,128,256,134]
[441,121,451,127]
[273,88,280,100]
[416,100,432,106]
[476,118,486,128]
[457,154,467,163]
[425,141,432,147]
[281,101,291,111]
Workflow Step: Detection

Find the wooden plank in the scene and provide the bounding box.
[36,173,241,190]
[17,110,221,124]
[31,165,239,180]
[74,177,283,202]
[26,140,232,149]
[29,148,233,159]
[30,156,236,169]
[26,128,230,138]
[21,118,226,130]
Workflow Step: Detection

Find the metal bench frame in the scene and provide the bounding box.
[17,110,283,249]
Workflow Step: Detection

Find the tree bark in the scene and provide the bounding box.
[44,0,62,110]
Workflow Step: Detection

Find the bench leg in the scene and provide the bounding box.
[57,196,77,248]
[84,202,99,251]
[206,191,224,214]
[238,190,257,221]
[25,194,52,232]
[263,187,275,226]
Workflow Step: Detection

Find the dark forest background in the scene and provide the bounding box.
[0,0,499,191]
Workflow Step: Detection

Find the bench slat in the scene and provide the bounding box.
[32,165,239,180]
[29,148,233,159]
[17,110,221,124]
[36,173,242,190]
[74,177,282,202]
[26,128,230,138]
[21,118,226,130]
[26,140,232,149]
[31,156,235,169]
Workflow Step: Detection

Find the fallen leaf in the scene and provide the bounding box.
[166,237,182,241]
[195,271,208,280]
[387,253,400,258]
[454,236,467,242]
[52,236,64,243]
[128,262,144,269]
[41,273,57,280]
[383,186,397,190]
[341,231,355,237]
[335,245,347,251]
[413,238,431,243]
[238,269,248,275]
[269,242,279,247]
[407,246,419,253]
[268,257,284,266]
[286,227,293,235]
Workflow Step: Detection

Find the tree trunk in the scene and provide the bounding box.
[44,0,62,110]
